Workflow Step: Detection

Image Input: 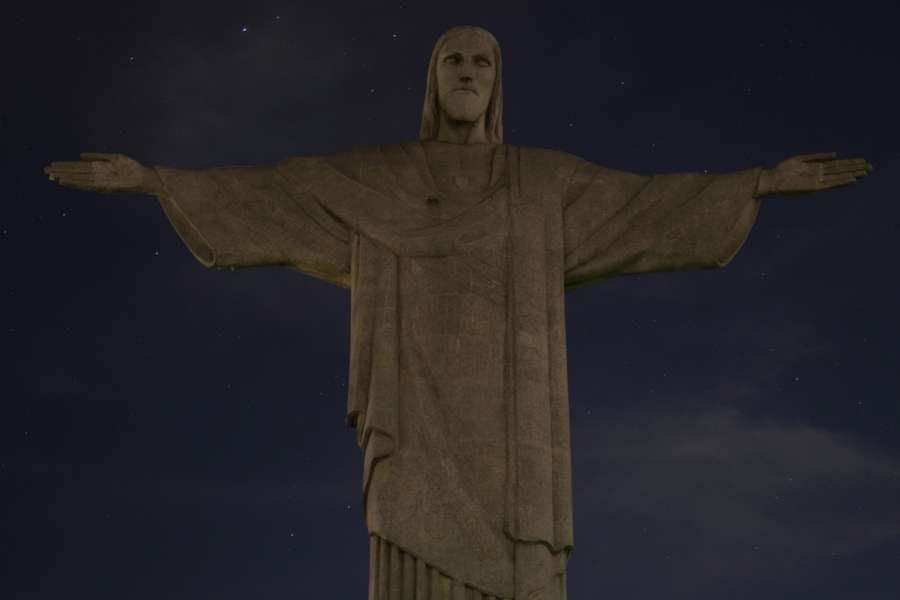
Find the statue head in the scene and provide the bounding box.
[419,26,503,144]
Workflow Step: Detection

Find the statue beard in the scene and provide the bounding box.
[440,92,489,124]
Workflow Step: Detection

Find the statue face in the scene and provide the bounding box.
[435,30,496,124]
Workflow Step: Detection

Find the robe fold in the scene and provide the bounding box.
[154,142,762,599]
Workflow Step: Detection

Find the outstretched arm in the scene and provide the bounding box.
[44,153,352,286]
[563,151,873,289]
[754,152,873,197]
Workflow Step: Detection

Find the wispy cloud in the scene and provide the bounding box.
[572,404,900,593]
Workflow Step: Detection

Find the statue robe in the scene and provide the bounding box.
[153,142,762,600]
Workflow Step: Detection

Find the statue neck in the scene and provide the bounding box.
[435,111,490,144]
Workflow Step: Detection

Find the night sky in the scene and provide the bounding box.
[4,1,899,598]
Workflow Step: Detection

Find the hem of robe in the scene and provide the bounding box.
[369,533,567,600]
[154,168,217,268]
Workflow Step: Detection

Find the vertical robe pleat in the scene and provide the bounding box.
[379,536,391,600]
[402,549,416,599]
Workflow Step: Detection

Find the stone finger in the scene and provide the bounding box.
[48,161,95,171]
[57,175,97,187]
[797,151,837,162]
[80,152,118,161]
[48,167,95,179]
[820,175,856,188]
[824,163,867,176]
[823,158,866,172]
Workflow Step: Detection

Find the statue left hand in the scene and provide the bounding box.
[759,152,873,196]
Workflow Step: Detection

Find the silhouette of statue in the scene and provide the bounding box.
[45,25,872,600]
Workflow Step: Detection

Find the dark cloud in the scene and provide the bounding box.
[572,404,900,594]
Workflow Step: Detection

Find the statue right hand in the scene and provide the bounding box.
[44,153,147,194]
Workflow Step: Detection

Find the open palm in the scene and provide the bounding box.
[768,152,873,196]
[44,153,146,194]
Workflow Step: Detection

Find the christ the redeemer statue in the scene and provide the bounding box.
[45,25,872,600]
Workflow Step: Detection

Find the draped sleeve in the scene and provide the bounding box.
[562,157,763,288]
[153,158,351,288]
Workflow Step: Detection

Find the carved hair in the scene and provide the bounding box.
[419,26,504,144]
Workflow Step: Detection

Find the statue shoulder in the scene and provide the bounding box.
[277,144,385,177]
[514,144,580,164]
[514,145,585,190]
